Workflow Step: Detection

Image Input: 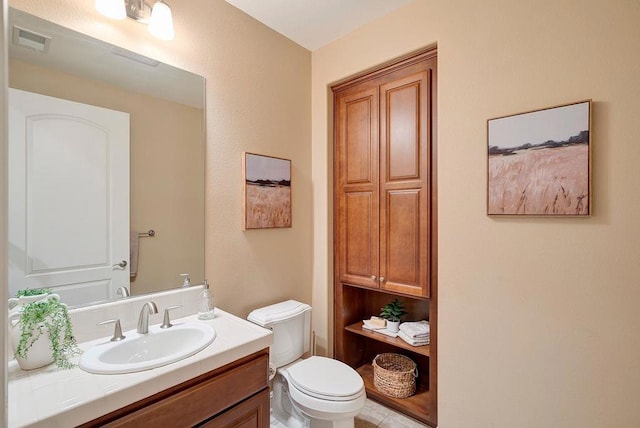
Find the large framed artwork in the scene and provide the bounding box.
[242,152,292,229]
[487,100,592,216]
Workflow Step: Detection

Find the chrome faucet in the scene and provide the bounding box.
[137,301,158,334]
[116,286,130,298]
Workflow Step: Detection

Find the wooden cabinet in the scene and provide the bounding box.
[333,49,437,427]
[80,350,270,428]
[335,53,435,298]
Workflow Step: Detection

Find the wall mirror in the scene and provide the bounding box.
[7,8,205,307]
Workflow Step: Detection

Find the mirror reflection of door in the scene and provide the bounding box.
[8,88,130,306]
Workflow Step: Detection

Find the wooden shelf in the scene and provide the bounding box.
[341,282,430,301]
[357,364,435,427]
[344,322,430,357]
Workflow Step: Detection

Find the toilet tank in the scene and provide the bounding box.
[247,300,311,368]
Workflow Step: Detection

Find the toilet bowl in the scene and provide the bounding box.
[248,300,366,428]
[281,356,366,425]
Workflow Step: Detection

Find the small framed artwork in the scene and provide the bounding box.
[487,100,592,216]
[242,152,292,229]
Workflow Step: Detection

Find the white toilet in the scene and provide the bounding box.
[248,300,366,428]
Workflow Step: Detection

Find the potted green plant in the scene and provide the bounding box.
[379,299,408,333]
[8,288,80,370]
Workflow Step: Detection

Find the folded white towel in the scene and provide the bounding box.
[401,334,429,342]
[376,328,399,338]
[407,333,430,340]
[399,331,429,346]
[399,320,430,338]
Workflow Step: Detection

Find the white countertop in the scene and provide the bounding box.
[8,308,272,427]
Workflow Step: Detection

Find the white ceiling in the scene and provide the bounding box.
[224,0,414,51]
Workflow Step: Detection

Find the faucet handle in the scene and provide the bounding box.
[160,305,183,329]
[98,319,126,341]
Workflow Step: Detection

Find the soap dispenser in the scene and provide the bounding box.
[197,280,215,320]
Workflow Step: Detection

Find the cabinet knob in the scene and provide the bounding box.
[371,275,377,281]
[379,276,386,283]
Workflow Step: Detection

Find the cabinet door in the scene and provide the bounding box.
[379,65,434,297]
[335,85,380,289]
[200,389,270,428]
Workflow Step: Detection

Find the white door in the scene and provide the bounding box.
[9,88,130,306]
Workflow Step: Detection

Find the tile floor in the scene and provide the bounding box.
[355,399,427,428]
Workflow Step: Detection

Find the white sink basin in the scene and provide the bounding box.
[79,322,216,374]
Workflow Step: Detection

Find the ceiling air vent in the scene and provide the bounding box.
[12,25,52,53]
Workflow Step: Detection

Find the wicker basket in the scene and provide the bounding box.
[372,353,417,399]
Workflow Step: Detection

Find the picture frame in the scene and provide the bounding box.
[242,152,292,229]
[487,100,592,216]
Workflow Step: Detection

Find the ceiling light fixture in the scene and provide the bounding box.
[95,0,126,20]
[95,0,174,40]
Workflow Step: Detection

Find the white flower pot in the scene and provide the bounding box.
[9,318,54,370]
[387,320,400,333]
[8,293,60,370]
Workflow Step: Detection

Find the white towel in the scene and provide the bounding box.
[376,328,399,338]
[130,230,139,278]
[399,320,430,338]
[399,331,430,346]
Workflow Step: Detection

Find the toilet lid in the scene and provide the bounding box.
[247,300,311,327]
[287,356,364,401]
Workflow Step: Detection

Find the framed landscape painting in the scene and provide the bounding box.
[242,152,292,229]
[487,100,592,216]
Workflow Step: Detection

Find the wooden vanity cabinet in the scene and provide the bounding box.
[333,48,438,427]
[80,349,270,428]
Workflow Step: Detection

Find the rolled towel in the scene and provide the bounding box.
[399,320,430,338]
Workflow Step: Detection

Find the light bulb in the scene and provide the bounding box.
[148,1,175,41]
[95,0,126,20]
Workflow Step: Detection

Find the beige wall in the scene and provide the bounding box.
[9,58,204,296]
[9,0,640,426]
[9,0,312,317]
[312,0,640,427]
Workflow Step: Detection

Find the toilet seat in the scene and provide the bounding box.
[285,356,364,401]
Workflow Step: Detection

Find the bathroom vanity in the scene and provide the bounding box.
[8,306,272,427]
[80,350,269,427]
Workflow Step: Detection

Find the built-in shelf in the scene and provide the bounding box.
[357,364,434,426]
[333,49,437,427]
[344,322,430,357]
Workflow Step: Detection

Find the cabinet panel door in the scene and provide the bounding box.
[335,87,380,288]
[384,189,422,292]
[342,192,377,286]
[379,70,432,297]
[201,389,270,428]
